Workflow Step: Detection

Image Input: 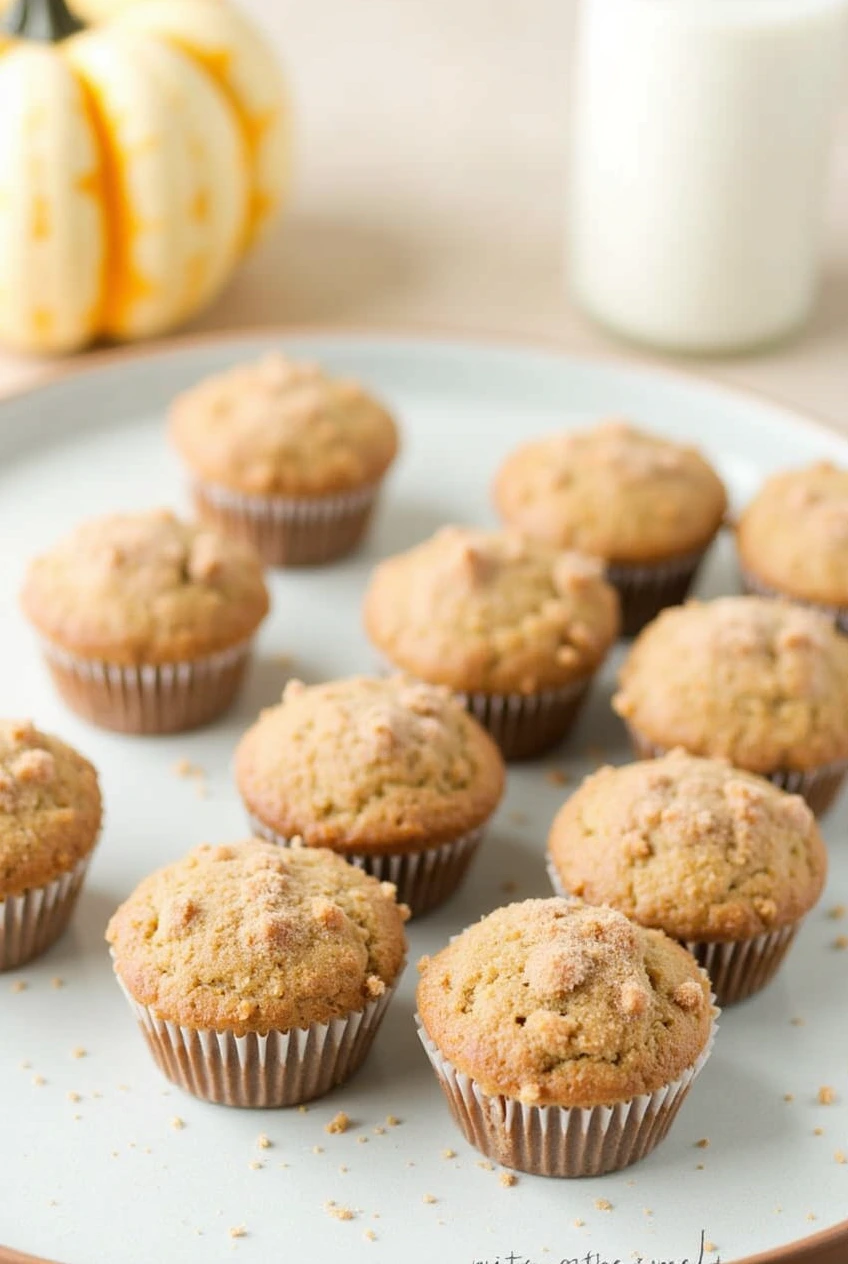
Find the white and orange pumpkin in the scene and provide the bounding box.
[0,0,290,352]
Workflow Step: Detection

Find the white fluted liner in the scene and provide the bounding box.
[115,971,399,1108]
[547,855,801,1007]
[455,678,590,762]
[415,1009,716,1177]
[40,637,254,734]
[606,547,707,637]
[741,567,848,635]
[194,479,381,567]
[0,855,91,971]
[684,926,799,1007]
[247,815,484,918]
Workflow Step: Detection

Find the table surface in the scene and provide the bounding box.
[1,0,847,423]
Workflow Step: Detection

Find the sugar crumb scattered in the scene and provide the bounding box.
[818,1086,836,1105]
[422,1193,437,1205]
[573,1219,585,1228]
[499,1171,517,1188]
[67,1091,81,1103]
[695,1138,710,1148]
[51,977,64,989]
[790,1017,805,1027]
[827,904,846,920]
[363,1229,376,1242]
[704,1243,717,1254]
[248,1161,262,1171]
[833,936,848,950]
[814,1127,824,1136]
[806,1213,817,1223]
[19,1060,31,1070]
[171,1116,185,1131]
[373,1125,385,1136]
[696,1163,705,1171]
[386,1115,401,1127]
[32,1075,45,1087]
[476,1160,494,1171]
[835,1150,846,1164]
[339,1165,348,1174]
[783,1094,794,1103]
[326,1112,350,1135]
[257,1133,272,1149]
[297,1105,309,1114]
[312,1145,324,1155]
[326,1203,355,1222]
[357,1136,369,1145]
[11,980,27,994]
[595,1198,613,1211]
[72,1047,87,1059]
[441,1148,456,1159]
[229,1226,247,1239]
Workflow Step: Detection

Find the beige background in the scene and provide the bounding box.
[1,0,847,426]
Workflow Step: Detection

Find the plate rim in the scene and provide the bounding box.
[0,323,845,1264]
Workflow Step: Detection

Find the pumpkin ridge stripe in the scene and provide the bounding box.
[68,65,123,339]
[153,34,263,252]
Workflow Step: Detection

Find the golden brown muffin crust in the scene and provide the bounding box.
[548,752,827,941]
[0,720,102,897]
[738,462,848,607]
[493,421,727,564]
[169,354,399,497]
[363,527,620,694]
[417,899,712,1109]
[21,510,269,665]
[613,597,848,773]
[107,841,408,1036]
[236,675,505,853]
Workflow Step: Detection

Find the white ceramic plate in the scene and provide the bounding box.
[0,333,846,1264]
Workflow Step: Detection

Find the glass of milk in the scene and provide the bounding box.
[567,0,848,354]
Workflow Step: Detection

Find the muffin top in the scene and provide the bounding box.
[548,751,827,941]
[107,841,409,1035]
[21,510,269,664]
[613,597,848,773]
[493,420,727,564]
[0,720,102,897]
[169,354,399,497]
[363,527,620,694]
[738,462,848,607]
[417,898,713,1109]
[235,675,505,853]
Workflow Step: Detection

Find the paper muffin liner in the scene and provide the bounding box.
[607,548,707,638]
[0,855,91,972]
[683,926,799,1007]
[415,1006,716,1177]
[625,727,848,818]
[247,815,485,918]
[39,637,254,735]
[113,965,399,1108]
[546,857,800,1007]
[193,479,381,567]
[740,567,848,636]
[455,678,591,762]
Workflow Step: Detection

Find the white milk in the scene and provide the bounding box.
[568,0,848,353]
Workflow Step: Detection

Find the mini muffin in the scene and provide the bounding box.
[416,899,715,1177]
[235,675,505,917]
[547,751,827,1005]
[738,462,848,631]
[0,720,102,971]
[107,840,408,1107]
[613,596,848,816]
[20,509,269,734]
[493,420,727,635]
[169,353,399,566]
[363,527,620,760]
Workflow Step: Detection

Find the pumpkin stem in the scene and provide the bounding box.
[3,0,86,41]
